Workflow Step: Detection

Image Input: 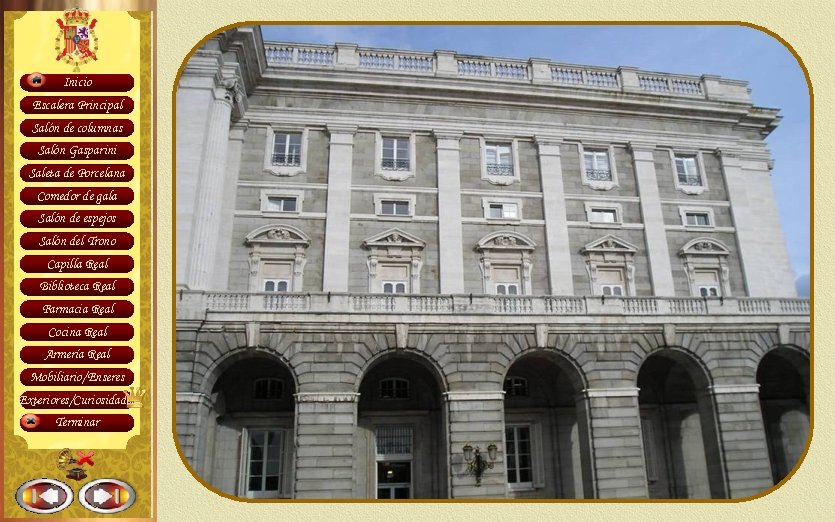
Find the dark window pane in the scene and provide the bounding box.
[249,477,262,491]
[264,476,279,491]
[519,469,532,483]
[378,488,391,499]
[394,487,410,499]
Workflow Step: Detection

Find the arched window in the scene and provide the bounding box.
[252,378,283,400]
[379,378,410,399]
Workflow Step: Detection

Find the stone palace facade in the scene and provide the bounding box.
[175,26,811,500]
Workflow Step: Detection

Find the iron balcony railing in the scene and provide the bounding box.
[585,168,612,181]
[486,163,514,176]
[272,153,301,166]
[381,158,410,171]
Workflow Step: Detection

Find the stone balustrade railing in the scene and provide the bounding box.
[178,290,809,318]
[263,42,751,103]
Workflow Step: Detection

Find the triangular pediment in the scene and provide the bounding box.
[679,237,730,256]
[476,231,536,251]
[363,228,425,249]
[582,235,638,254]
[245,224,310,246]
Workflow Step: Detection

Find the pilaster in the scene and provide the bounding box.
[322,125,357,292]
[580,387,647,498]
[434,131,466,294]
[629,142,676,296]
[293,392,360,498]
[536,137,574,294]
[444,391,506,498]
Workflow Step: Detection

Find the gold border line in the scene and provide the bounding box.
[169,20,813,505]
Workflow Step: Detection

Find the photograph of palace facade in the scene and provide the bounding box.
[174,26,811,500]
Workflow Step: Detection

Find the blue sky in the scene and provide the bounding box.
[261,25,811,296]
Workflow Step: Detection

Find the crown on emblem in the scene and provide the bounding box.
[123,387,147,409]
[63,7,90,25]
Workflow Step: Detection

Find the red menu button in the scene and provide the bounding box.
[15,479,73,515]
[79,479,136,514]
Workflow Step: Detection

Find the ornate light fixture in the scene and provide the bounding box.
[462,443,498,486]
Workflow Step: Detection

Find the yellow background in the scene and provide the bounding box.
[154,0,830,520]
[11,10,143,450]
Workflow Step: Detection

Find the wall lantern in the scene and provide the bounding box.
[462,443,498,486]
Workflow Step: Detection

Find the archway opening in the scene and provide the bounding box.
[757,347,810,484]
[356,353,447,499]
[637,350,723,498]
[503,352,590,498]
[207,354,296,498]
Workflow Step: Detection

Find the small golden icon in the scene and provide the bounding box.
[123,387,146,409]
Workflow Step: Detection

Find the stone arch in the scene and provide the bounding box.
[354,348,448,499]
[756,345,810,485]
[501,348,592,498]
[637,346,725,499]
[353,344,450,394]
[198,345,298,398]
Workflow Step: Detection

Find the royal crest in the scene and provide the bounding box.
[55,7,98,72]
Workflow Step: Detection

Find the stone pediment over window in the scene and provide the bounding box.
[581,234,638,255]
[244,224,311,292]
[362,228,426,251]
[679,237,732,297]
[582,235,638,296]
[476,231,536,252]
[362,229,426,293]
[245,224,311,247]
[476,231,536,295]
[679,237,730,257]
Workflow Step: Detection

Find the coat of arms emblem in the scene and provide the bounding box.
[55,7,98,72]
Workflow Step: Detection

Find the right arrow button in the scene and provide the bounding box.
[79,478,135,514]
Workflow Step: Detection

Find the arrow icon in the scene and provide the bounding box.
[92,488,112,505]
[38,488,60,505]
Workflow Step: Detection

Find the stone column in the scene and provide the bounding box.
[185,77,238,290]
[322,125,357,292]
[536,137,574,295]
[719,149,796,297]
[293,392,359,498]
[705,384,774,498]
[434,131,466,294]
[444,391,506,498]
[175,391,216,478]
[212,121,247,289]
[629,143,675,296]
[580,387,648,498]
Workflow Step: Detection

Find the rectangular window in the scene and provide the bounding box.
[685,211,711,226]
[380,200,410,216]
[263,263,292,292]
[376,425,413,499]
[599,268,624,296]
[589,207,618,223]
[382,137,410,171]
[505,425,533,486]
[485,143,513,176]
[488,202,519,219]
[265,196,297,212]
[675,156,702,186]
[493,266,521,295]
[380,264,409,294]
[246,430,284,497]
[584,150,612,181]
[695,269,721,297]
[272,133,302,166]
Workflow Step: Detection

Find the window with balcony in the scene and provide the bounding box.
[272,132,301,166]
[670,150,709,195]
[382,137,410,171]
[263,127,309,176]
[695,269,721,297]
[480,138,521,185]
[598,268,625,296]
[379,264,410,294]
[578,143,619,190]
[375,132,416,181]
[262,262,292,292]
